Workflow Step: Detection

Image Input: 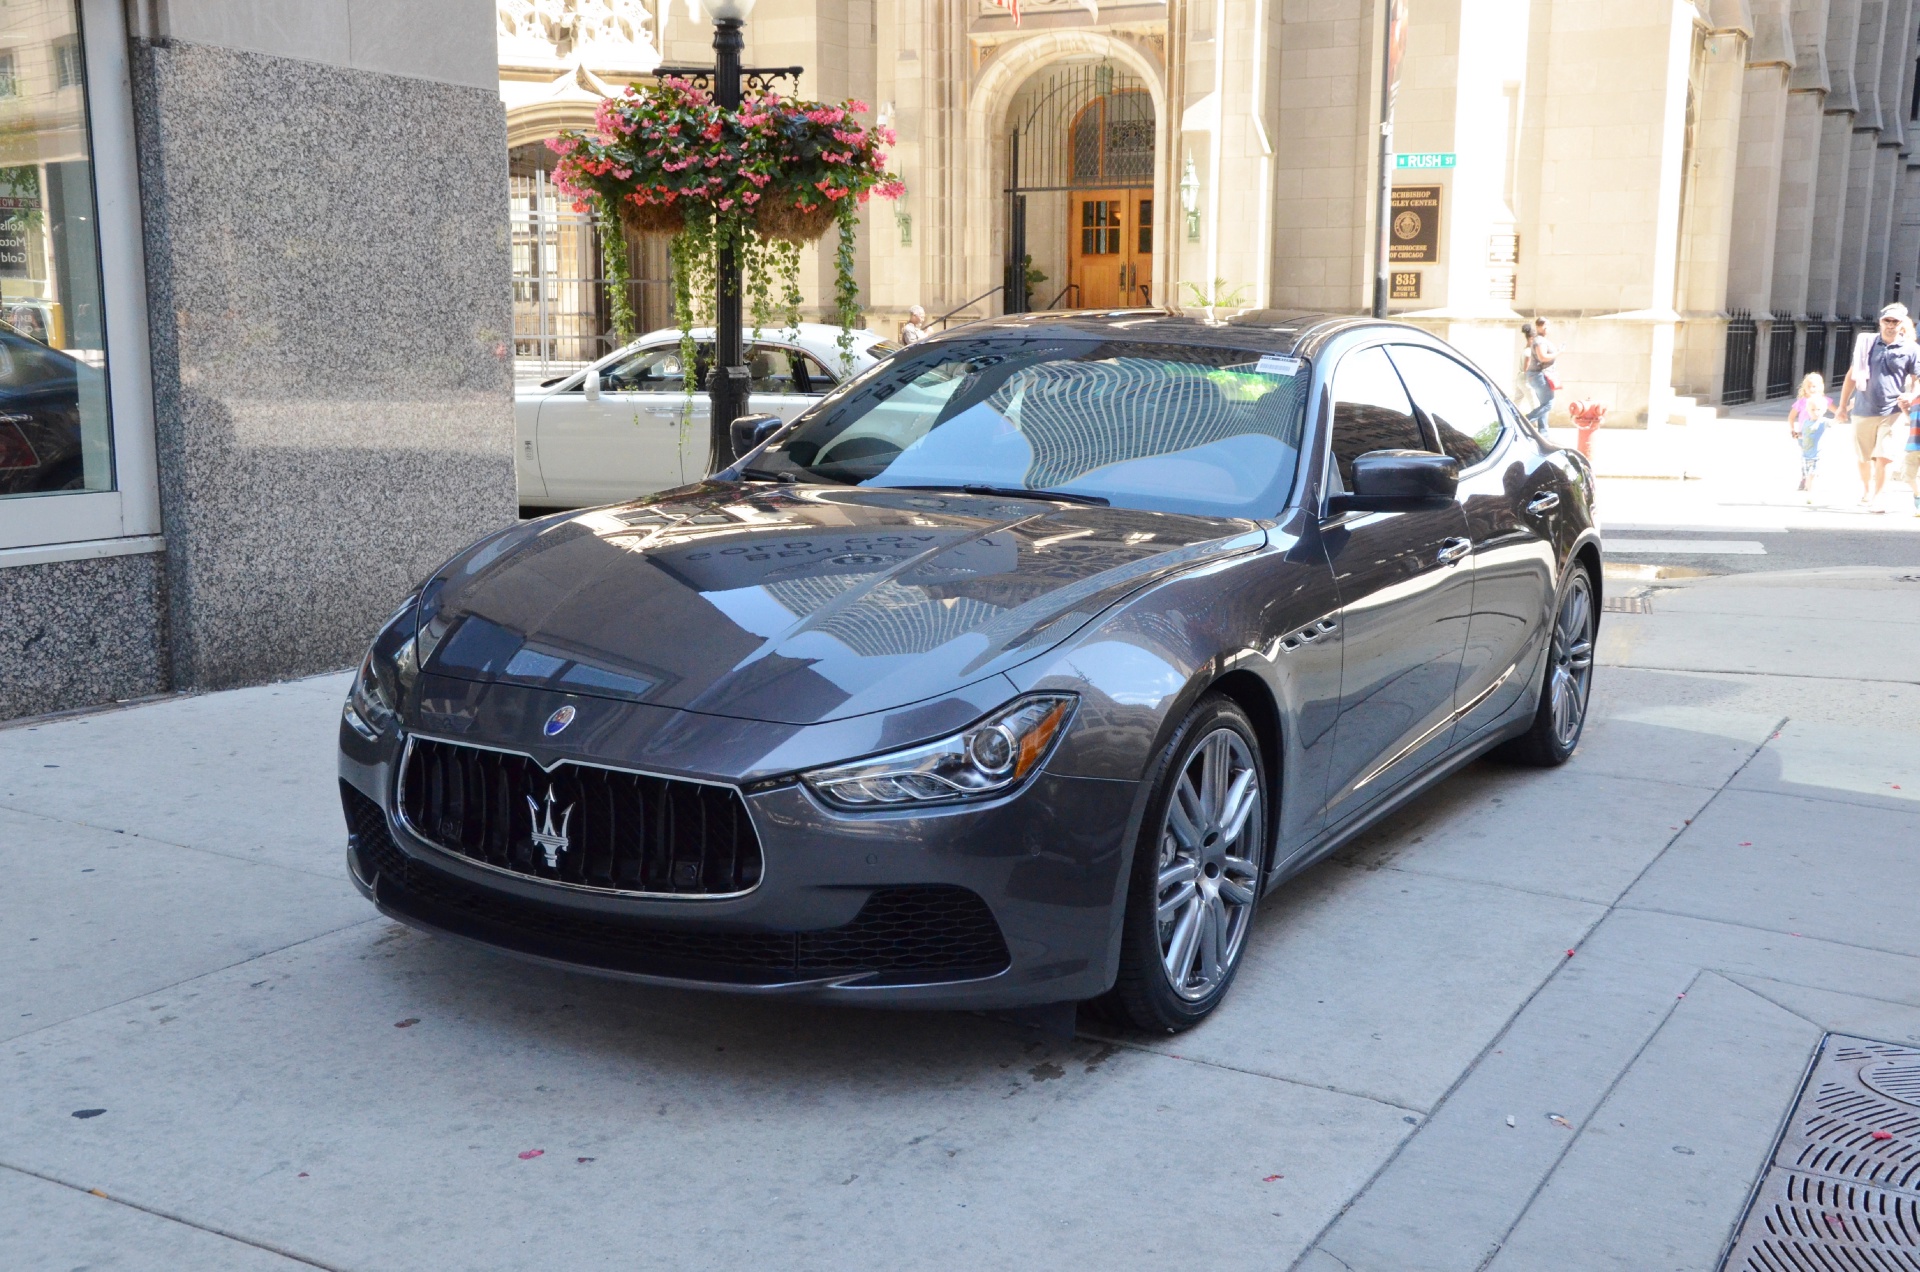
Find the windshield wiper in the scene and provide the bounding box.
[737,468,797,483]
[888,483,1110,507]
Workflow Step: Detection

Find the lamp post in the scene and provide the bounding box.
[700,0,751,475]
[656,1,801,473]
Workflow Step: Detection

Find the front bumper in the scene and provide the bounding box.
[340,717,1140,1009]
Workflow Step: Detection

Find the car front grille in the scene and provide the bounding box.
[397,736,762,897]
[344,782,1011,984]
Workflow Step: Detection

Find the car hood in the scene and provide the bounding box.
[418,484,1265,726]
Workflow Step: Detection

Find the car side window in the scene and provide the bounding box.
[747,345,839,395]
[1387,345,1505,467]
[1328,345,1429,489]
[600,344,713,393]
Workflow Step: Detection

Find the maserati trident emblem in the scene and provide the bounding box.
[543,705,576,737]
[527,787,573,868]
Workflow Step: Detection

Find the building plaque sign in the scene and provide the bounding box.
[1488,233,1519,265]
[1390,270,1422,300]
[1389,185,1440,263]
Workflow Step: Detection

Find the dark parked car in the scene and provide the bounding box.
[0,324,88,496]
[339,311,1600,1032]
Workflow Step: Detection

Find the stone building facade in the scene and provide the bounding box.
[1,0,513,722]
[507,0,1920,424]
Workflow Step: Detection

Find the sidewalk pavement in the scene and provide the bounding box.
[4,566,1918,1270]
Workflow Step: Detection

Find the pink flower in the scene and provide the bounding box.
[718,197,735,210]
[849,99,870,114]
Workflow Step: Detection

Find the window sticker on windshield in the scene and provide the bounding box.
[1256,354,1301,377]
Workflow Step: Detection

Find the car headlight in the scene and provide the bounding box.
[344,595,421,740]
[802,694,1077,809]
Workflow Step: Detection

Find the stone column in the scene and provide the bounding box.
[1862,0,1916,303]
[1834,0,1888,317]
[1807,0,1862,320]
[1728,1,1795,400]
[1673,15,1753,404]
[132,0,514,691]
[1769,0,1832,337]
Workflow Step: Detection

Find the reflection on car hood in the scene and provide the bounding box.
[421,483,1265,726]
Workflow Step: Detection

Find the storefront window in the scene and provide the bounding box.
[0,0,111,501]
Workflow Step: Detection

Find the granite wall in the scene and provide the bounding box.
[131,36,516,692]
[0,552,169,720]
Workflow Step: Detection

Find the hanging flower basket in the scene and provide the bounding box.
[753,200,839,244]
[618,197,688,239]
[548,79,904,352]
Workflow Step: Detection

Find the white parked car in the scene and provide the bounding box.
[516,323,896,511]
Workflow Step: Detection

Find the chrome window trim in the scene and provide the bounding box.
[391,732,766,901]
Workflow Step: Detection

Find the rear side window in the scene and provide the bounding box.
[1388,345,1505,467]
[1328,345,1428,488]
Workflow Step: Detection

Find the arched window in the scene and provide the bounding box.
[1069,90,1154,186]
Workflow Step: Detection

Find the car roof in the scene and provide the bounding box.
[919,309,1412,361]
[633,322,885,349]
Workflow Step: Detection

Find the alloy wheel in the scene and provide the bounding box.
[1549,572,1595,750]
[1155,727,1262,1001]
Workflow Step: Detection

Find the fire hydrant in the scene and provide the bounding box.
[1566,400,1608,457]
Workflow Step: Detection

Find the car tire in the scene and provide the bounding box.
[1496,562,1597,767]
[1103,695,1267,1034]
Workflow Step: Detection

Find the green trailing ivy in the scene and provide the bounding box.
[595,198,636,346]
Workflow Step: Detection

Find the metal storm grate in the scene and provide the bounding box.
[1603,594,1653,614]
[397,737,763,898]
[1721,1036,1920,1269]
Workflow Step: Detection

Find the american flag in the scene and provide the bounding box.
[986,0,1020,24]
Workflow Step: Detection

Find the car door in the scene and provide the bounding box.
[745,343,838,426]
[1319,344,1474,822]
[1388,344,1557,740]
[535,343,705,506]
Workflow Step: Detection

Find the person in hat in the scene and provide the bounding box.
[1836,302,1920,512]
[900,305,930,345]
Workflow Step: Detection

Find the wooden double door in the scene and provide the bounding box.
[1068,189,1153,309]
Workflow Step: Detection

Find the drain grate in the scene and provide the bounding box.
[1603,594,1653,614]
[1722,1035,1920,1269]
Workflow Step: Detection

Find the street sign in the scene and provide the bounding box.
[1395,152,1456,170]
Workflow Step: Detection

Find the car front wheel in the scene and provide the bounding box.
[1498,563,1596,767]
[1105,695,1266,1033]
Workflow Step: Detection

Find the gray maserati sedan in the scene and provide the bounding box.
[339,311,1600,1032]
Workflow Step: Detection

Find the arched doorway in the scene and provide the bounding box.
[1003,62,1158,312]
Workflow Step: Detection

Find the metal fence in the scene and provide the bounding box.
[510,165,674,383]
[1765,322,1796,399]
[1830,321,1857,388]
[1802,322,1827,383]
[1720,309,1756,406]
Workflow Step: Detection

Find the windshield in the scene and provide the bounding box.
[744,338,1310,517]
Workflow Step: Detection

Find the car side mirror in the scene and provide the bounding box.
[729,412,785,459]
[1326,450,1459,514]
[583,367,601,403]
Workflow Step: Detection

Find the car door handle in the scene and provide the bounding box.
[1526,491,1561,515]
[1437,537,1472,565]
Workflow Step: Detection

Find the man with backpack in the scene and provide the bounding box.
[1836,303,1920,512]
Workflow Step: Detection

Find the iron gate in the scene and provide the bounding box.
[1802,322,1827,383]
[1003,62,1154,314]
[1721,309,1756,406]
[1765,322,1795,399]
[510,149,672,383]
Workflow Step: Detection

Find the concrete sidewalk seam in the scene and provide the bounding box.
[1281,907,1620,1272]
[1719,970,1920,1016]
[1345,858,1665,910]
[1073,1032,1431,1115]
[0,800,348,883]
[1608,902,1920,963]
[4,916,383,1046]
[1291,717,1783,1272]
[1468,967,1713,1272]
[1595,663,1920,687]
[0,1161,346,1271]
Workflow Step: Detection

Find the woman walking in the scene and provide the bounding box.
[1524,318,1558,428]
[1786,371,1832,499]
